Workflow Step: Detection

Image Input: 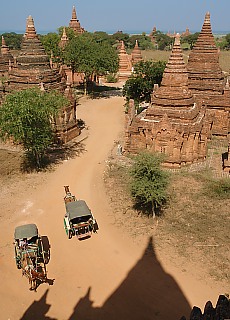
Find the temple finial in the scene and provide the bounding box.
[205,12,210,22]
[72,6,77,19]
[175,33,180,46]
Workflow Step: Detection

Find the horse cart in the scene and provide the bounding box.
[14,223,49,290]
[63,186,99,240]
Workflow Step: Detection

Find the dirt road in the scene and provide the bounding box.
[0,96,225,320]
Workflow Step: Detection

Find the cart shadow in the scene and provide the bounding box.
[20,289,56,320]
[34,276,55,292]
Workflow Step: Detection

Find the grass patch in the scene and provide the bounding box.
[142,49,230,73]
[104,153,230,284]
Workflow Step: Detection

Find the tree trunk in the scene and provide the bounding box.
[84,78,87,96]
[152,200,156,220]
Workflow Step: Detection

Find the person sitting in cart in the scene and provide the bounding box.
[19,238,27,249]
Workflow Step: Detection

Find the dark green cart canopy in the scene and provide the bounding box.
[14,223,38,240]
[65,200,92,221]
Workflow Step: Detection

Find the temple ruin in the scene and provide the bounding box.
[125,34,209,168]
[69,5,85,34]
[118,40,143,82]
[3,16,80,143]
[125,12,230,171]
[59,27,69,49]
[117,41,132,81]
[0,36,13,77]
[131,40,142,66]
[187,12,230,138]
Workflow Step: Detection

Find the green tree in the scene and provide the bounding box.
[110,31,130,47]
[129,152,169,217]
[57,26,76,41]
[122,60,166,107]
[39,32,62,61]
[93,31,113,45]
[1,32,23,50]
[181,32,199,49]
[225,33,230,49]
[129,34,154,50]
[154,31,173,50]
[63,33,118,93]
[0,88,69,168]
[93,41,119,78]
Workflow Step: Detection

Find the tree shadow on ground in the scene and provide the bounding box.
[20,140,87,173]
[20,290,56,320]
[69,236,191,320]
[75,83,122,100]
[46,140,87,166]
[88,89,123,99]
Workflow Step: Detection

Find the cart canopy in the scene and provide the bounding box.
[65,200,92,221]
[14,223,38,240]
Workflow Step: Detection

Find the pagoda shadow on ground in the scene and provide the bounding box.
[69,236,191,320]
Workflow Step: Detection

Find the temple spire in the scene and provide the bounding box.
[72,6,77,20]
[1,36,9,55]
[148,32,194,110]
[69,5,84,34]
[187,11,224,95]
[131,40,142,65]
[24,15,38,40]
[59,27,69,48]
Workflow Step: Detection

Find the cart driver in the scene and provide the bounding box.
[19,238,27,249]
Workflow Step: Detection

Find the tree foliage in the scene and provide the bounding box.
[129,152,169,216]
[154,31,173,50]
[0,88,69,168]
[181,32,200,49]
[110,31,130,46]
[57,26,76,40]
[63,33,118,91]
[39,32,62,61]
[0,32,23,50]
[122,60,166,105]
[224,33,230,49]
[129,33,154,50]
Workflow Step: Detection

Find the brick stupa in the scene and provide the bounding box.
[131,40,142,66]
[69,6,84,34]
[187,12,224,96]
[149,26,157,44]
[125,34,209,168]
[9,16,66,92]
[7,16,80,143]
[118,41,132,81]
[59,27,69,49]
[187,12,230,138]
[0,36,13,77]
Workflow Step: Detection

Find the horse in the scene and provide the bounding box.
[21,252,47,291]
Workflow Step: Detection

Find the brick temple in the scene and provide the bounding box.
[187,12,230,138]
[2,16,80,143]
[125,12,230,171]
[125,33,209,168]
[69,5,85,34]
[118,40,143,82]
[0,36,13,78]
[131,40,142,66]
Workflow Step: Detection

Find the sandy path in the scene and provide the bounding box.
[0,96,225,320]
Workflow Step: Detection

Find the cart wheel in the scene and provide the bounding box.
[93,221,99,232]
[68,230,73,239]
